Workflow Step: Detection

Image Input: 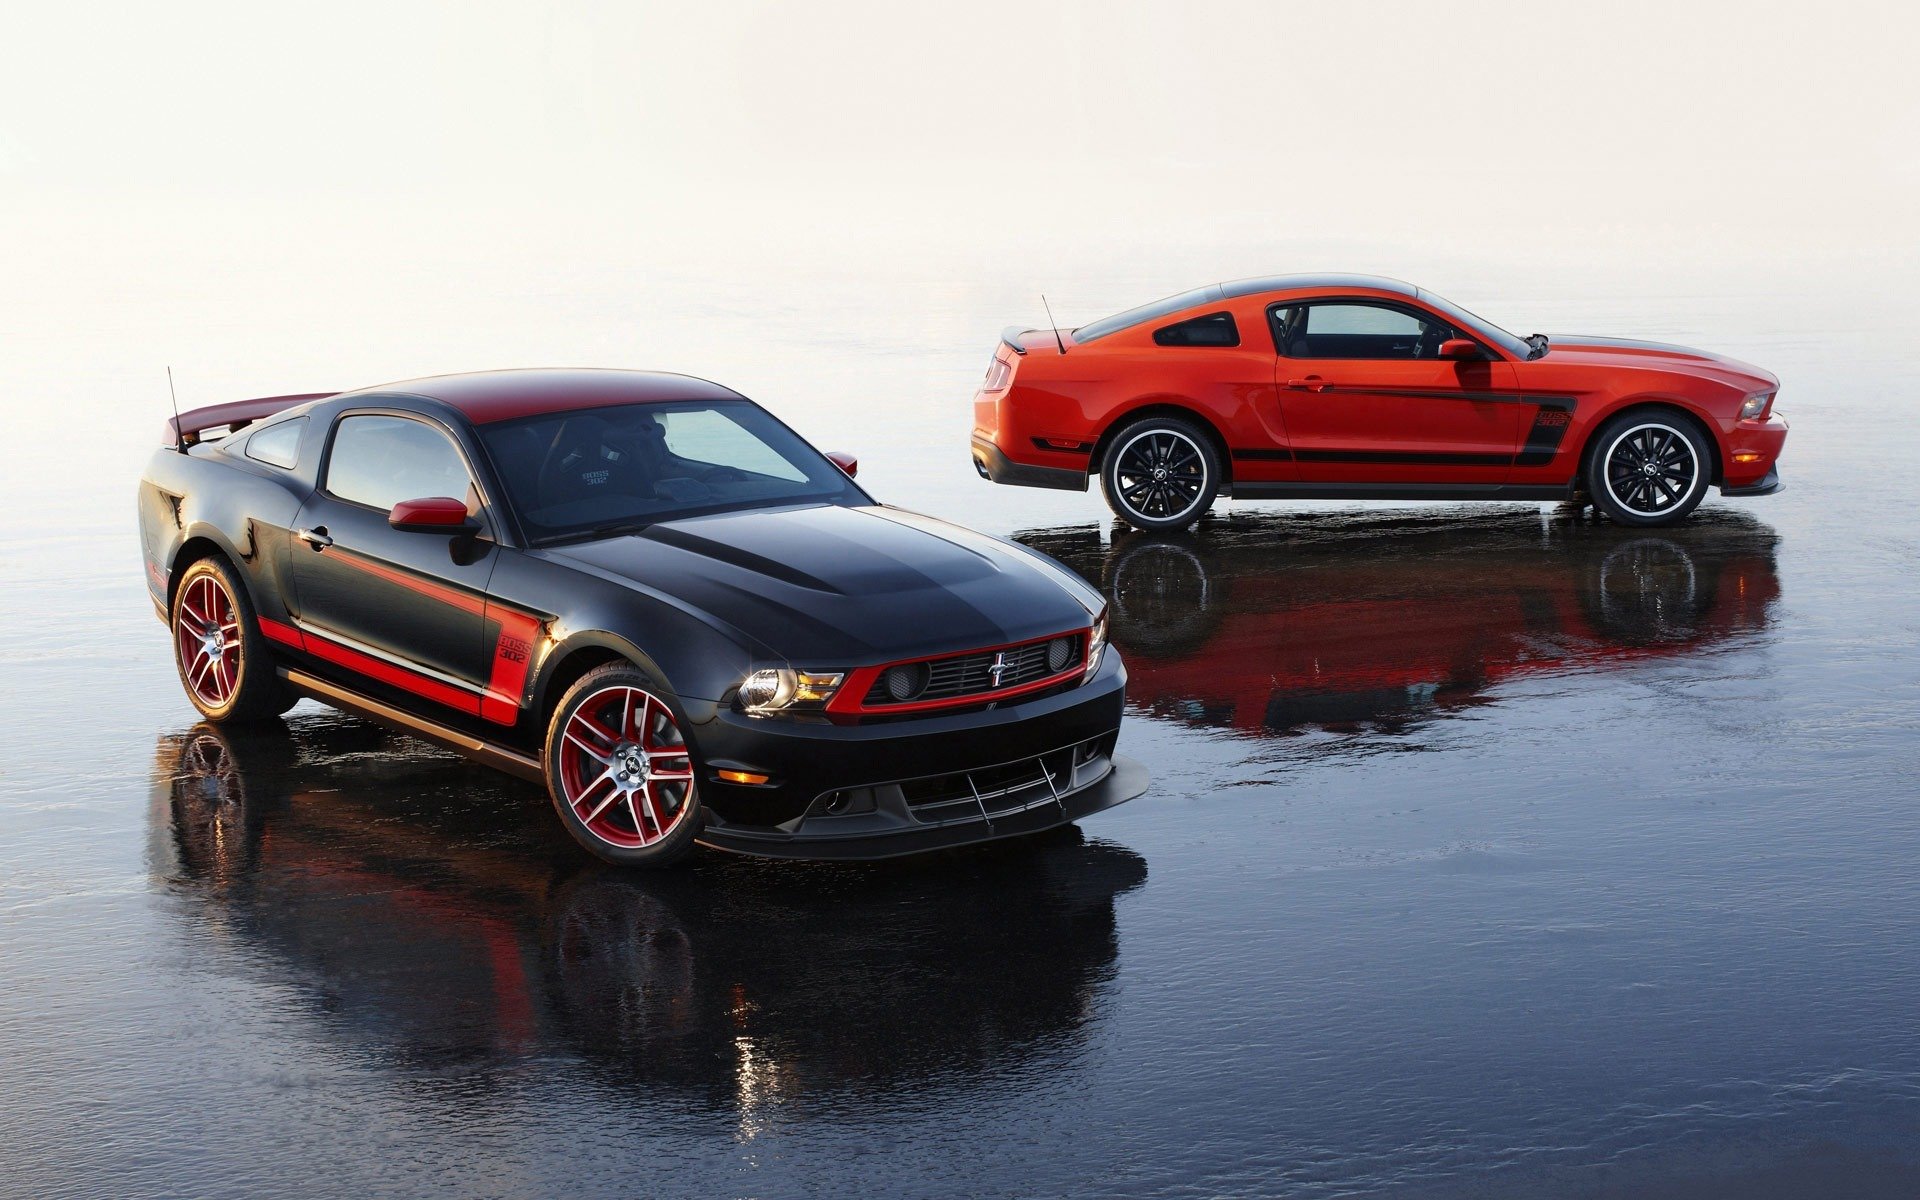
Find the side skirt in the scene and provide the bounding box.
[1228,481,1576,502]
[281,667,545,783]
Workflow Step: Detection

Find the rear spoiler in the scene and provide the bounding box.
[999,326,1033,356]
[164,392,337,449]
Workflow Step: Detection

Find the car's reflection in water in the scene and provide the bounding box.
[150,721,1145,1118]
[1021,507,1780,741]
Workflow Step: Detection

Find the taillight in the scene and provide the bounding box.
[982,357,1012,393]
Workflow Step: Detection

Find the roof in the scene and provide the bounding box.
[1220,273,1417,299]
[1073,274,1423,344]
[338,368,747,425]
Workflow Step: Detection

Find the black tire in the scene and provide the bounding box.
[1585,410,1714,527]
[543,662,703,868]
[170,556,295,723]
[1098,416,1222,531]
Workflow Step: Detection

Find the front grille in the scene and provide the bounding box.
[862,633,1083,707]
[810,733,1117,827]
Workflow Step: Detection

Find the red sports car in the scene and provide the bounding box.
[971,275,1788,530]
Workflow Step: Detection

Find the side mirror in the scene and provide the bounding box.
[825,450,858,478]
[1438,338,1485,361]
[390,496,478,533]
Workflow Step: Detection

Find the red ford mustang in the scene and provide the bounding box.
[971,275,1788,530]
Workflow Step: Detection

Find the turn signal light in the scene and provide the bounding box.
[717,768,770,786]
[1733,451,1764,464]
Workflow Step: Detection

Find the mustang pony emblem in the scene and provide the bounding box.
[988,651,1009,687]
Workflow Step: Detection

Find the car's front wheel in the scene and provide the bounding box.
[544,663,703,867]
[1585,411,1714,527]
[1098,416,1221,531]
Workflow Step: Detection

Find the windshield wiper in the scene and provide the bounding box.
[1525,333,1550,360]
[539,520,658,547]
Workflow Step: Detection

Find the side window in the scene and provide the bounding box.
[243,417,306,470]
[325,415,474,511]
[1153,312,1240,347]
[1273,303,1450,360]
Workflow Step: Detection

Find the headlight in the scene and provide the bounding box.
[1740,391,1774,420]
[736,667,843,715]
[1084,608,1108,677]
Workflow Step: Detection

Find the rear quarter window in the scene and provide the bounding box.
[242,417,306,470]
[1153,312,1240,347]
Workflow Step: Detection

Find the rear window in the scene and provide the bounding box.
[1153,312,1239,347]
[1074,284,1227,343]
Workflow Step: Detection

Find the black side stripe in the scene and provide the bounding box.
[1233,395,1580,468]
[1293,449,1515,467]
[1514,401,1577,466]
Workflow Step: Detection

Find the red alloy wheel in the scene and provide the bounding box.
[556,685,696,849]
[175,572,242,709]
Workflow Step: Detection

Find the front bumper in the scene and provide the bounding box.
[1720,466,1784,497]
[688,651,1139,858]
[971,435,1090,493]
[1721,412,1788,494]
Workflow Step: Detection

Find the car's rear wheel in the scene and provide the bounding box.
[544,664,702,867]
[170,557,296,722]
[1585,411,1713,527]
[1099,416,1221,531]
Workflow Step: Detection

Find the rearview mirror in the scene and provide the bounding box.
[1438,338,1484,361]
[825,450,858,478]
[390,496,478,533]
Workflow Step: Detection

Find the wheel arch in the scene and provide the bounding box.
[1577,397,1725,486]
[532,633,672,731]
[166,533,243,613]
[1091,401,1235,489]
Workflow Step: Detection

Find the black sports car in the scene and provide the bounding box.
[139,369,1144,865]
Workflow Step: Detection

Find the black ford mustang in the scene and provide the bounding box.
[139,369,1144,865]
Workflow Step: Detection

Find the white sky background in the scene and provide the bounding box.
[0,0,1913,519]
[4,1,1913,265]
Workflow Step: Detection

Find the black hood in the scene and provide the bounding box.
[539,504,1102,665]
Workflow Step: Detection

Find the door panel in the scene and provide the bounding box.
[285,413,500,718]
[289,495,500,711]
[1272,301,1528,483]
[1277,358,1526,482]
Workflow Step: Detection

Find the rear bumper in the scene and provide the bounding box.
[971,435,1089,493]
[690,651,1135,857]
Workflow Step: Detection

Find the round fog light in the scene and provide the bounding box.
[1047,636,1075,672]
[884,662,930,701]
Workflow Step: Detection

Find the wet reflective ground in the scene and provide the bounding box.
[4,273,1920,1197]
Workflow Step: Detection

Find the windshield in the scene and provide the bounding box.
[479,400,864,543]
[1413,288,1535,359]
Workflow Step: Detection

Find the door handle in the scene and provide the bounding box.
[1284,377,1330,392]
[294,526,333,550]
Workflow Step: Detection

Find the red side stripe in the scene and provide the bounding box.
[480,607,543,725]
[298,631,481,717]
[258,616,305,649]
[330,548,488,615]
[309,547,545,725]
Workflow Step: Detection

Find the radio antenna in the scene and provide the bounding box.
[1041,294,1067,355]
[166,366,187,453]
